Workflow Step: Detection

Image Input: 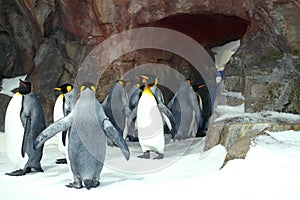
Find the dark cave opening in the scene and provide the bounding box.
[145,13,250,48]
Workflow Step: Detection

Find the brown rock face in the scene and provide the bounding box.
[0,1,299,145]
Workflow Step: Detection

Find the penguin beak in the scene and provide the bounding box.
[54,87,61,91]
[19,79,27,87]
[198,85,205,89]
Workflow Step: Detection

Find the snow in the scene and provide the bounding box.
[1,129,300,200]
[212,40,240,70]
[0,75,27,97]
[214,104,300,123]
[221,90,245,100]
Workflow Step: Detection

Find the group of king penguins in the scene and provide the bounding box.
[4,74,206,189]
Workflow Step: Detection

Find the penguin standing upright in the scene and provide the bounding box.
[167,79,202,140]
[129,75,175,159]
[192,83,211,136]
[53,83,75,164]
[102,80,131,144]
[127,81,142,142]
[5,79,45,176]
[35,82,130,189]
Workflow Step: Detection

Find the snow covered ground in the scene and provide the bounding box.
[1,130,300,200]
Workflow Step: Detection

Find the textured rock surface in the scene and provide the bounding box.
[221,136,251,168]
[0,94,10,132]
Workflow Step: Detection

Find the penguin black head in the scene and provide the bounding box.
[136,74,158,87]
[186,78,192,85]
[192,83,205,92]
[117,80,131,88]
[54,83,73,94]
[80,82,96,93]
[18,79,32,95]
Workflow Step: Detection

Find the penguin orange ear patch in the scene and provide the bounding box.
[66,85,72,92]
[80,86,86,92]
[91,86,96,92]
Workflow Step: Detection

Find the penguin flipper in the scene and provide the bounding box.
[128,107,137,125]
[62,129,68,146]
[158,103,177,139]
[21,117,31,158]
[103,119,130,160]
[35,114,73,149]
[167,94,176,109]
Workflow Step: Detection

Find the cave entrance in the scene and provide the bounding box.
[141,13,250,133]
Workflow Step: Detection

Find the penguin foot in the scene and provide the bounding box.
[153,153,164,160]
[83,180,100,189]
[33,166,44,172]
[174,134,182,141]
[127,135,139,142]
[137,151,150,159]
[66,181,83,189]
[91,180,100,188]
[5,167,31,176]
[56,158,67,164]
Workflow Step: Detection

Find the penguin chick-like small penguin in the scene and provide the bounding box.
[35,82,130,189]
[5,79,45,176]
[53,83,75,164]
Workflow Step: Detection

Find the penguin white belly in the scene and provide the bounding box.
[53,95,67,155]
[136,94,164,153]
[5,93,28,168]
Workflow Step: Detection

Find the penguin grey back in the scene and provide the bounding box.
[102,82,130,133]
[21,92,46,170]
[168,81,200,140]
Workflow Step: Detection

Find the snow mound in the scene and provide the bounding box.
[0,75,27,96]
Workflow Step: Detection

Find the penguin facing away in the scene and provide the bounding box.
[127,81,142,142]
[35,82,130,189]
[102,80,131,145]
[129,74,176,159]
[53,83,75,164]
[5,79,45,176]
[167,79,202,140]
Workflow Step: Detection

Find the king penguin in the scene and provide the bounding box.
[35,82,130,189]
[191,81,207,137]
[5,79,45,176]
[167,79,202,140]
[53,83,75,164]
[127,81,142,142]
[129,75,176,159]
[102,80,131,145]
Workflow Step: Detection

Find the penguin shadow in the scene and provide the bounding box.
[99,172,144,188]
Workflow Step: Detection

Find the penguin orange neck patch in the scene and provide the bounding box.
[143,86,153,96]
